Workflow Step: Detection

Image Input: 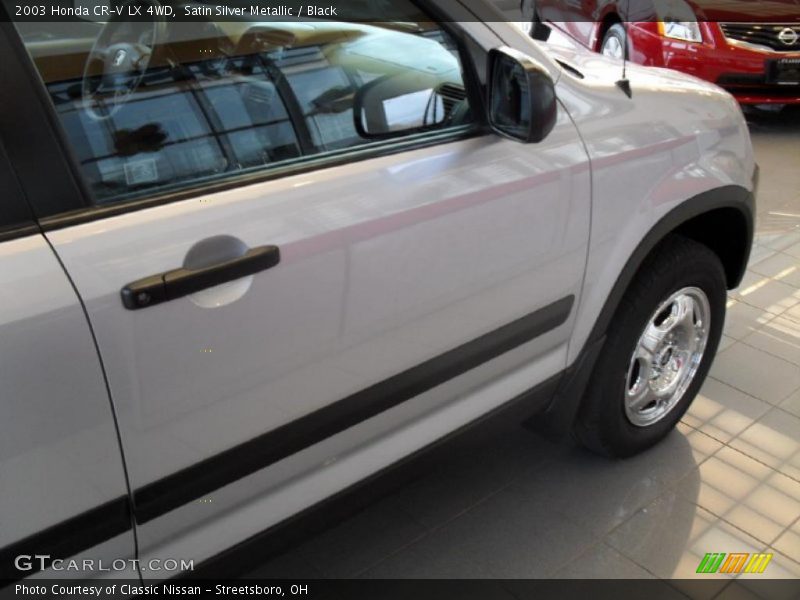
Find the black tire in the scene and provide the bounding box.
[600,23,629,59]
[574,235,726,458]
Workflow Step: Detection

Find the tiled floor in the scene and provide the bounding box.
[245,108,800,595]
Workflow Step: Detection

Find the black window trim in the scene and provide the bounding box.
[0,6,492,234]
[0,17,94,228]
[44,126,484,229]
[0,222,41,243]
[0,134,40,240]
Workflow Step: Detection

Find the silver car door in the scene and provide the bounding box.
[0,139,136,582]
[7,11,590,572]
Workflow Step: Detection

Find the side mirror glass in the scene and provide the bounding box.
[353,72,454,139]
[488,47,557,143]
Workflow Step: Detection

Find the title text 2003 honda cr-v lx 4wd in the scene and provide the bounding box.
[0,0,755,582]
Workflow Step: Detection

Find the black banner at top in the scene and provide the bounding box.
[3,0,800,23]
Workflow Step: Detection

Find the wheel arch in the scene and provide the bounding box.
[536,183,754,436]
[673,207,752,289]
[589,183,753,348]
[595,10,623,52]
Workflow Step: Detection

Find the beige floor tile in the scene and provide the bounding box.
[779,390,800,419]
[729,409,800,482]
[723,301,775,340]
[764,232,800,253]
[677,447,800,545]
[606,494,762,592]
[551,542,655,579]
[678,422,727,463]
[734,279,799,315]
[741,316,800,366]
[773,265,800,289]
[731,270,772,297]
[782,302,800,325]
[509,425,710,539]
[784,241,800,259]
[683,379,772,444]
[772,521,800,565]
[749,253,799,279]
[719,335,736,353]
[747,245,781,270]
[710,344,800,405]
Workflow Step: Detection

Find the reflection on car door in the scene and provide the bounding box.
[0,141,136,580]
[14,18,591,570]
[536,0,598,48]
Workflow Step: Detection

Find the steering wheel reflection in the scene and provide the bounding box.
[81,0,167,120]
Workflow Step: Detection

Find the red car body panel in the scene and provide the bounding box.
[535,0,800,104]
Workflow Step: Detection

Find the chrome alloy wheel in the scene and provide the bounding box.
[624,287,711,427]
[602,35,624,60]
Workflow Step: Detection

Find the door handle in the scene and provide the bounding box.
[121,245,280,310]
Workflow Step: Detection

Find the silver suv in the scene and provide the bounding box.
[0,0,755,582]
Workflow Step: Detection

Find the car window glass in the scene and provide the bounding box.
[10,4,473,206]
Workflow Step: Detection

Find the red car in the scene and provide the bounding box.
[522,0,800,104]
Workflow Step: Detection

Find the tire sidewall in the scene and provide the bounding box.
[602,23,630,60]
[585,242,726,456]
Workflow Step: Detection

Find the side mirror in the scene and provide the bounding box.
[487,47,557,143]
[353,72,449,140]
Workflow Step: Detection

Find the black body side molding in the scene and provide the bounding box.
[0,182,754,581]
[0,296,573,581]
[133,295,574,523]
[0,497,131,581]
[179,373,563,581]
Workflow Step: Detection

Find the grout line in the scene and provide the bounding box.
[722,309,778,340]
[686,496,777,549]
[780,310,800,326]
[601,490,742,585]
[733,246,800,292]
[541,539,602,578]
[734,340,800,370]
[322,368,800,580]
[779,512,800,553]
[593,424,729,551]
[704,366,800,407]
[704,375,785,407]
[728,295,792,321]
[351,455,550,578]
[348,528,431,579]
[654,425,800,548]
[678,419,731,452]
[753,244,800,264]
[775,403,800,420]
[544,539,664,581]
[765,545,800,571]
[715,440,800,487]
